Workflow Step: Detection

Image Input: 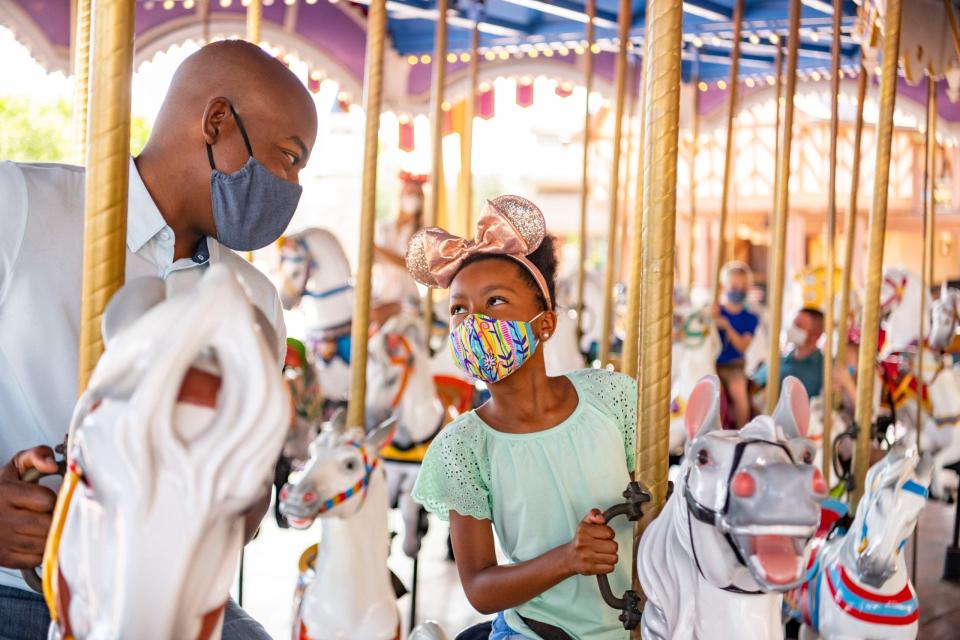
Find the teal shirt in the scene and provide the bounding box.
[753,348,824,397]
[412,369,636,640]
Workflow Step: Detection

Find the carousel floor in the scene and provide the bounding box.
[238,497,960,639]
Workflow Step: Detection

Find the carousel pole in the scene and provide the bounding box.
[711,0,744,303]
[636,0,683,528]
[463,4,480,230]
[346,0,386,429]
[617,55,638,281]
[687,57,700,292]
[72,0,92,161]
[771,36,783,232]
[423,0,448,343]
[622,43,647,380]
[764,0,801,414]
[852,0,903,509]
[44,0,136,618]
[576,0,597,344]
[246,0,262,44]
[821,0,842,485]
[598,0,633,368]
[837,64,868,388]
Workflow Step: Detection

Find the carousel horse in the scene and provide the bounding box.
[47,266,289,640]
[278,228,355,404]
[279,412,400,640]
[555,267,626,361]
[636,376,828,640]
[784,443,933,640]
[669,305,721,454]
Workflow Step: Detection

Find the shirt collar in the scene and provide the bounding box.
[126,156,168,253]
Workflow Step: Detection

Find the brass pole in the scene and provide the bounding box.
[246,0,262,44]
[687,67,700,292]
[463,8,480,230]
[852,0,903,509]
[945,0,960,61]
[423,0,449,344]
[764,0,801,414]
[771,37,783,240]
[617,56,638,282]
[712,0,744,303]
[347,0,387,429]
[72,0,91,162]
[622,47,648,380]
[837,65,868,388]
[46,0,136,617]
[599,0,633,368]
[636,0,683,527]
[576,0,597,343]
[821,0,842,484]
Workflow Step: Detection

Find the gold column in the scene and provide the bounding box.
[821,0,842,484]
[712,0,744,303]
[617,56,637,281]
[852,0,903,508]
[636,0,683,525]
[423,0,449,342]
[622,50,647,380]
[346,0,387,428]
[918,77,937,448]
[46,0,136,616]
[462,11,480,230]
[687,69,700,292]
[576,0,597,342]
[771,37,783,231]
[598,0,633,368]
[837,65,868,379]
[764,0,801,414]
[246,0,262,43]
[72,0,91,162]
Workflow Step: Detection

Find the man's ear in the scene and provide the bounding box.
[201,97,233,146]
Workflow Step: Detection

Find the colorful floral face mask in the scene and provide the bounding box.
[450,312,542,383]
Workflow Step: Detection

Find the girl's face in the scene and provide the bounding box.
[448,258,553,332]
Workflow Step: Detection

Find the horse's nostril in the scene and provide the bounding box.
[303,491,317,503]
[279,486,289,501]
[811,468,828,496]
[732,471,756,498]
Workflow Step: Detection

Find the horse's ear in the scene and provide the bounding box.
[365,416,397,452]
[102,277,167,348]
[329,408,347,433]
[773,376,810,439]
[915,452,935,484]
[685,375,722,442]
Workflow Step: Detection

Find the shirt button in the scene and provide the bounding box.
[159,229,172,242]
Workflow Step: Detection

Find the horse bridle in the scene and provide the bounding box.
[385,334,415,409]
[313,441,379,515]
[683,437,797,595]
[282,238,353,301]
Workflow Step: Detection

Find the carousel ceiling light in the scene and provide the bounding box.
[285,0,296,5]
[682,2,729,21]
[769,33,779,44]
[697,81,708,91]
[529,50,539,58]
[220,0,232,7]
[447,53,458,63]
[460,52,471,62]
[801,0,835,15]
[306,0,318,3]
[558,46,569,55]
[183,0,195,8]
[712,36,722,46]
[485,51,496,61]
[692,37,703,48]
[441,101,452,111]
[590,43,601,54]
[574,45,585,55]
[811,70,821,81]
[479,82,492,91]
[809,31,820,42]
[766,75,775,85]
[144,1,156,9]
[717,79,727,90]
[407,55,418,64]
[499,51,510,60]
[501,0,618,29]
[420,54,431,64]
[543,49,554,57]
[749,34,760,45]
[162,0,174,9]
[745,77,755,87]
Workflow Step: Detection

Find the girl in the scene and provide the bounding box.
[408,195,636,640]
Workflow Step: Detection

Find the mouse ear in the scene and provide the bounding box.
[685,375,722,443]
[484,195,546,254]
[101,277,168,349]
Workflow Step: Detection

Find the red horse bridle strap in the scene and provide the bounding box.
[388,335,414,408]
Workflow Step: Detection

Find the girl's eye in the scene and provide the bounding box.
[450,304,465,315]
[488,296,507,307]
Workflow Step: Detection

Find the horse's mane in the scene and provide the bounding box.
[73,266,288,514]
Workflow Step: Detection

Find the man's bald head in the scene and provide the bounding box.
[139,41,318,244]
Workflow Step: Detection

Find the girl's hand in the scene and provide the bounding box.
[563,509,619,576]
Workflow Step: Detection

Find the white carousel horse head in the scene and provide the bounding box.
[853,442,933,586]
[880,267,929,355]
[278,228,355,331]
[365,314,445,447]
[52,266,289,640]
[785,444,933,639]
[409,622,449,640]
[278,413,400,640]
[669,305,720,453]
[929,283,960,351]
[638,376,826,640]
[544,307,587,376]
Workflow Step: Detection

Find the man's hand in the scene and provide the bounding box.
[0,446,58,569]
[562,509,619,576]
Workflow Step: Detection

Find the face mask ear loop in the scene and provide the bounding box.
[229,104,255,158]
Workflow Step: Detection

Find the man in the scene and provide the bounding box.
[754,308,825,398]
[0,41,317,639]
[712,261,759,428]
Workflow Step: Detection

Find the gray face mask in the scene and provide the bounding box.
[207,105,303,252]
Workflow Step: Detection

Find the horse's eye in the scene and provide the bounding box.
[344,459,358,472]
[803,451,814,465]
[697,449,710,466]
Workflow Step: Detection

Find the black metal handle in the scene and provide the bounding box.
[595,481,650,630]
[19,458,67,593]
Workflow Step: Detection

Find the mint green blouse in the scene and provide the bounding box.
[412,369,637,640]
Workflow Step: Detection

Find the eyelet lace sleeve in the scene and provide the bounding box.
[412,416,492,522]
[571,369,637,473]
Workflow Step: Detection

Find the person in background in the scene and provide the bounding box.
[753,307,825,398]
[372,172,426,318]
[711,261,759,428]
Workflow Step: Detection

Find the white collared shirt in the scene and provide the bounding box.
[0,158,285,590]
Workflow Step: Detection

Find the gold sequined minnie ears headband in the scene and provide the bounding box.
[405,195,552,309]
